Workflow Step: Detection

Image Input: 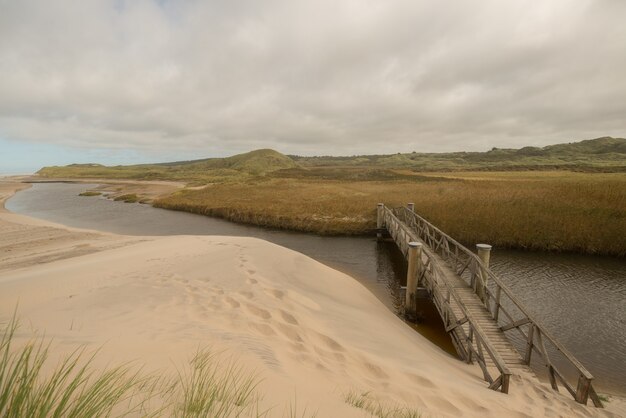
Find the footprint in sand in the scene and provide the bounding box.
[315,332,345,352]
[279,310,299,325]
[225,297,240,308]
[264,288,285,300]
[361,361,389,379]
[244,302,272,320]
[246,269,256,275]
[276,323,304,343]
[238,290,254,299]
[246,277,258,285]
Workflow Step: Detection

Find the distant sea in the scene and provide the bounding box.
[0,173,31,177]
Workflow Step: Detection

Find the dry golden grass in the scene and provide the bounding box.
[154,172,626,256]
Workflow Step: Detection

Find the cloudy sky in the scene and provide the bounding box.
[1,0,625,173]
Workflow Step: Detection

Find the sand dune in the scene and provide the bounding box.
[0,179,621,417]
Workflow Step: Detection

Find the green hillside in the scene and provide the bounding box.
[291,136,626,171]
[37,149,299,182]
[37,137,626,183]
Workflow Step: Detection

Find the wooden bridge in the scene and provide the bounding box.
[376,203,603,407]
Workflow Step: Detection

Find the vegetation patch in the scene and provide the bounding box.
[0,315,154,417]
[0,314,322,417]
[155,172,626,256]
[343,390,421,418]
[78,191,102,197]
[113,194,139,203]
[36,137,626,182]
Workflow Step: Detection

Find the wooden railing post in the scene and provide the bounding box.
[407,202,415,212]
[376,203,384,240]
[476,243,492,302]
[576,376,591,405]
[405,242,422,313]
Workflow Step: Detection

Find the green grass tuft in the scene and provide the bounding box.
[78,191,102,197]
[0,314,154,417]
[343,390,421,418]
[172,349,262,418]
[2,312,354,417]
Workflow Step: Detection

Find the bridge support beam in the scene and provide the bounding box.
[476,244,492,302]
[376,203,384,240]
[405,242,423,313]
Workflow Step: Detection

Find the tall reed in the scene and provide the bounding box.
[155,172,626,256]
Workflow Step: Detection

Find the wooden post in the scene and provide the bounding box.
[407,202,415,212]
[476,243,492,302]
[376,203,384,240]
[405,242,422,312]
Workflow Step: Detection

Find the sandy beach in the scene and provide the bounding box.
[0,179,622,417]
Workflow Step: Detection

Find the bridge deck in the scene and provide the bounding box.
[435,257,526,369]
[407,228,528,370]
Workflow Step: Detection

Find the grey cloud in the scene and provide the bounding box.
[0,0,625,160]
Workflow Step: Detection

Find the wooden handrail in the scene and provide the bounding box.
[383,205,602,407]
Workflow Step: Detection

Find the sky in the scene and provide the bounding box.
[1,0,625,173]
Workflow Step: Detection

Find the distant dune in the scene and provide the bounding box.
[36,137,626,180]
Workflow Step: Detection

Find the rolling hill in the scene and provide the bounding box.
[36,137,626,182]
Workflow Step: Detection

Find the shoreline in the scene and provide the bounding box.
[1,179,624,416]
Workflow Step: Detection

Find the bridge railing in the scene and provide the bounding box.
[388,205,602,407]
[382,206,511,393]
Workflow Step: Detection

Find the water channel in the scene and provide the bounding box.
[6,182,626,395]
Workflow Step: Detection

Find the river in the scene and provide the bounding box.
[6,182,626,395]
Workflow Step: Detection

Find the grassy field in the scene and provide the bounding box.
[36,138,626,256]
[154,171,626,256]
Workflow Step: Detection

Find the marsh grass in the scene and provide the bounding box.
[78,191,102,197]
[155,172,626,256]
[343,390,421,418]
[113,194,139,203]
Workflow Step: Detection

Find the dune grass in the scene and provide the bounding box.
[78,191,102,197]
[1,314,326,417]
[343,390,421,418]
[173,350,261,418]
[0,314,155,417]
[154,171,626,256]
